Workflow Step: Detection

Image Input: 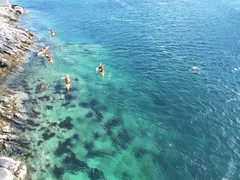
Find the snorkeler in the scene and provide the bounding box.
[45,54,53,64]
[63,74,70,91]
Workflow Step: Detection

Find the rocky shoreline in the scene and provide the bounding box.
[0,2,33,180]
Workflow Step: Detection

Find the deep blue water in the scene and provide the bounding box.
[6,0,240,179]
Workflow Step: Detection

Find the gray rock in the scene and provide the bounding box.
[0,96,9,103]
[37,83,47,92]
[13,5,25,15]
[0,157,19,170]
[0,168,13,180]
[0,58,8,67]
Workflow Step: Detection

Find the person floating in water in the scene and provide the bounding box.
[50,29,55,37]
[45,54,53,64]
[98,63,105,76]
[63,74,70,91]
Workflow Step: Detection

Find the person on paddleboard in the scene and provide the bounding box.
[38,46,50,56]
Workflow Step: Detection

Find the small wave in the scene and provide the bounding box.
[232,67,240,71]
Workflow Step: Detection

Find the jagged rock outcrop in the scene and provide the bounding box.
[0,3,33,180]
[0,86,29,180]
[0,157,27,180]
[0,4,33,80]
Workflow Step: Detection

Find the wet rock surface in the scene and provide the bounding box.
[0,3,33,180]
[0,3,33,81]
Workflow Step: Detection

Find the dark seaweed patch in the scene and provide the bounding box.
[46,105,53,110]
[65,94,76,101]
[106,129,113,137]
[84,141,94,151]
[89,99,99,107]
[93,132,101,139]
[97,105,107,112]
[88,168,105,180]
[86,150,112,159]
[72,134,79,139]
[59,116,73,129]
[53,165,64,179]
[134,147,148,159]
[27,119,39,127]
[63,152,88,172]
[42,130,55,140]
[93,109,103,121]
[37,140,43,146]
[69,104,76,108]
[62,102,70,107]
[112,129,133,150]
[50,122,58,127]
[38,95,51,101]
[55,138,72,156]
[54,83,63,94]
[69,87,78,92]
[79,102,89,108]
[104,118,122,130]
[85,111,93,118]
[122,172,131,180]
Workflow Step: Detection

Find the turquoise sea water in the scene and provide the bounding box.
[5,0,240,179]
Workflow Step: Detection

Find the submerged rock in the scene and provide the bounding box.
[52,165,64,179]
[85,111,93,118]
[86,150,113,159]
[36,83,47,93]
[104,118,122,130]
[89,99,99,107]
[88,168,105,180]
[63,152,88,172]
[38,95,51,101]
[134,147,148,159]
[46,105,53,110]
[65,94,76,101]
[59,116,73,129]
[55,138,72,156]
[79,102,89,108]
[84,141,94,151]
[122,172,131,180]
[93,132,101,140]
[93,109,103,122]
[112,129,133,150]
[0,58,9,68]
[62,101,70,107]
[42,130,55,140]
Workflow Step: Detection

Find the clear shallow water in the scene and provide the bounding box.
[5,0,240,179]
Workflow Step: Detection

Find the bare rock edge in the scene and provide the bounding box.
[0,3,34,180]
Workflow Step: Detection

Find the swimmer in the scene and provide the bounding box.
[63,74,70,91]
[192,66,199,70]
[45,54,53,64]
[98,63,105,76]
[50,29,55,37]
